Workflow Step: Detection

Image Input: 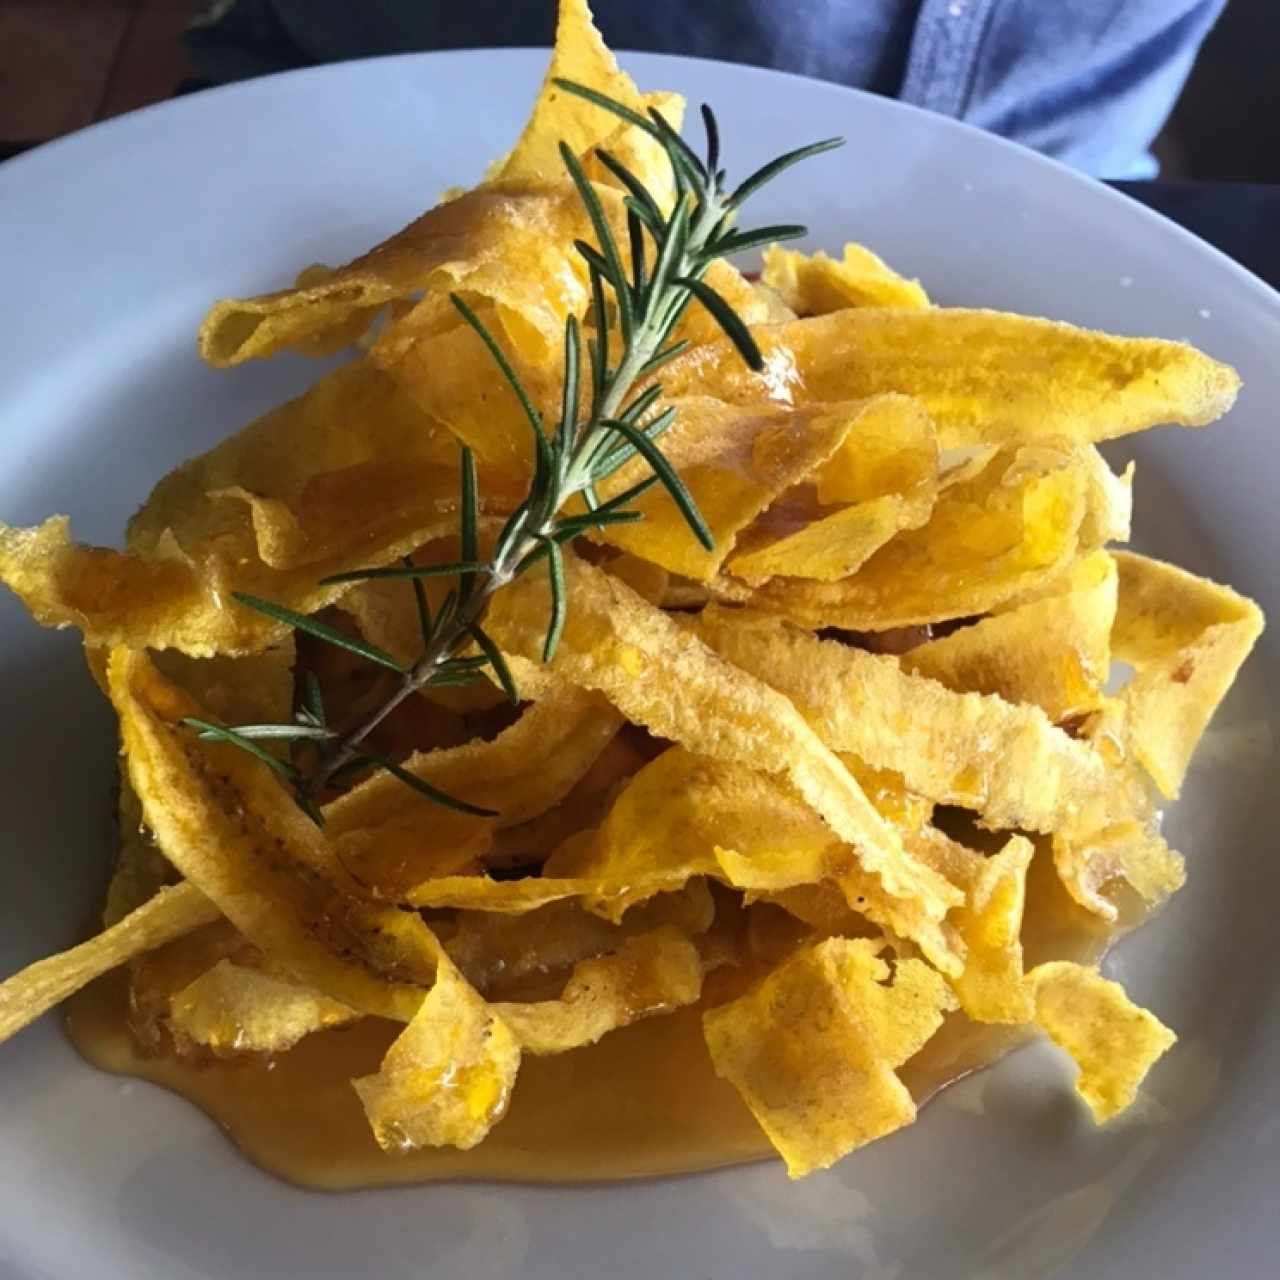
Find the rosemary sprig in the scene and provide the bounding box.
[183,83,842,824]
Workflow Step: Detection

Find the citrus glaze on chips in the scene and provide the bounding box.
[0,0,1264,1183]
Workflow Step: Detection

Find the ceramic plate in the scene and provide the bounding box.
[0,49,1276,1280]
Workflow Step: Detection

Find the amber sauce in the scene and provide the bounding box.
[64,847,1127,1191]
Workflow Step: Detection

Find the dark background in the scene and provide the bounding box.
[0,0,1276,179]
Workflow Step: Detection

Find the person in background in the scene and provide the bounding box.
[187,0,1228,180]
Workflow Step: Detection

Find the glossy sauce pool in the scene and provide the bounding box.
[64,852,1120,1190]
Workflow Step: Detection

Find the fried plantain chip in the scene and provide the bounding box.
[712,444,1087,630]
[493,926,703,1053]
[703,938,955,1177]
[324,684,623,836]
[1030,961,1176,1122]
[167,959,360,1056]
[109,648,441,1018]
[0,506,458,657]
[592,397,862,580]
[353,955,520,1152]
[201,177,612,368]
[1051,820,1186,923]
[696,606,1119,834]
[810,393,939,507]
[128,361,464,567]
[483,555,962,951]
[949,835,1036,1024]
[444,885,711,998]
[0,882,217,1045]
[761,242,929,314]
[906,551,1118,721]
[728,489,937,586]
[1111,552,1264,797]
[495,0,664,186]
[659,309,1240,447]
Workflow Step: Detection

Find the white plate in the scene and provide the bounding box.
[1,49,1277,1280]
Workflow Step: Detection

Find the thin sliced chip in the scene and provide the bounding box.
[1078,448,1134,548]
[109,647,440,1018]
[103,641,297,925]
[152,640,296,725]
[201,178,609,368]
[591,397,866,581]
[352,956,520,1152]
[1111,552,1264,797]
[444,884,711,997]
[811,393,939,506]
[703,938,955,1177]
[167,959,359,1056]
[581,90,685,215]
[659,309,1241,447]
[375,254,770,491]
[1029,961,1176,1122]
[0,882,217,1045]
[494,0,654,186]
[129,362,464,568]
[906,550,1118,721]
[324,685,623,837]
[728,489,936,585]
[0,506,457,657]
[726,399,942,582]
[949,836,1035,1024]
[696,606,1120,834]
[483,555,962,953]
[494,926,703,1053]
[127,918,258,1053]
[714,445,1087,630]
[1052,820,1186,923]
[544,746,959,967]
[761,242,929,313]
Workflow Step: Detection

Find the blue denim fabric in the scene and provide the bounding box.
[193,0,1229,178]
[900,0,1228,177]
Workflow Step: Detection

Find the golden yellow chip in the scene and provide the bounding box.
[660,308,1240,447]
[761,242,929,313]
[949,836,1035,1024]
[167,959,359,1056]
[1111,551,1264,797]
[906,550,1118,721]
[353,956,520,1152]
[1052,821,1186,923]
[375,256,770,491]
[493,926,702,1053]
[109,648,441,1018]
[714,444,1087,630]
[483,555,962,953]
[324,684,623,837]
[410,745,963,973]
[201,172,629,369]
[810,393,939,506]
[728,489,936,586]
[0,498,461,658]
[580,397,861,581]
[0,882,217,1046]
[1030,961,1176,1122]
[444,887,711,997]
[494,0,655,186]
[130,362,464,572]
[696,605,1120,834]
[703,938,955,1177]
